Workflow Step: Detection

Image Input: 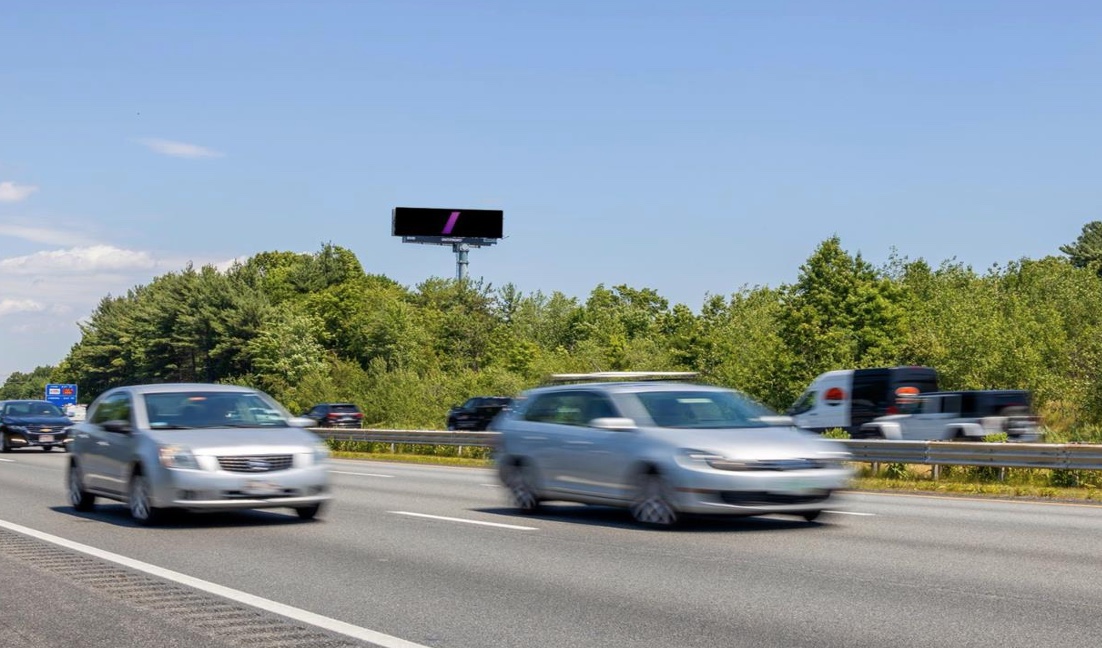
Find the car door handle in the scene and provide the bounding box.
[96,441,110,446]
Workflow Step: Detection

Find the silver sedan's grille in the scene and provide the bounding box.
[216,455,293,473]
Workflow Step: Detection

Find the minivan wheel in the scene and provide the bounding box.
[129,473,162,525]
[67,463,96,512]
[630,473,679,528]
[802,510,823,522]
[504,463,541,514]
[295,503,323,520]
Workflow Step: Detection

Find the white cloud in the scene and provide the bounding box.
[0,223,97,247]
[0,245,157,275]
[137,138,224,159]
[0,181,39,203]
[0,298,45,317]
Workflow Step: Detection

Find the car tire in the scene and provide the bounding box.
[802,510,823,522]
[128,472,163,526]
[295,503,323,520]
[630,473,679,529]
[504,462,541,514]
[67,463,96,512]
[1,436,10,453]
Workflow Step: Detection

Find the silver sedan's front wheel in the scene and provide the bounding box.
[128,473,162,525]
[630,473,679,528]
[504,463,541,514]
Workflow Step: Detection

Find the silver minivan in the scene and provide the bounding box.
[493,374,854,527]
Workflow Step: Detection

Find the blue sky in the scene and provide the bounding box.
[2,1,1101,381]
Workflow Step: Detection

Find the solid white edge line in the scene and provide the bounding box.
[823,510,876,517]
[391,511,537,531]
[332,470,395,478]
[0,458,15,462]
[0,518,430,648]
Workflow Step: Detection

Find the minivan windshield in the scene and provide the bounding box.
[143,391,291,429]
[637,390,779,429]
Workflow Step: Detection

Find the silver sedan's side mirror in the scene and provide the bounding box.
[288,416,318,428]
[589,417,638,431]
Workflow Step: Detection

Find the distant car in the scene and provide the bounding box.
[67,383,332,525]
[493,373,854,528]
[446,396,512,431]
[1,399,73,452]
[302,403,364,428]
[859,390,1043,442]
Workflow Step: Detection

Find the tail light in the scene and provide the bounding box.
[886,406,898,415]
[353,412,363,419]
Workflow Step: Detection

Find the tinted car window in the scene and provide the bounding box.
[637,390,776,429]
[144,391,289,428]
[3,401,64,417]
[330,404,360,413]
[91,394,131,426]
[524,392,590,426]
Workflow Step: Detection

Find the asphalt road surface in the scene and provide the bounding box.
[1,451,1100,648]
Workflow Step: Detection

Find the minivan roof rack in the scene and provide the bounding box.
[545,371,700,384]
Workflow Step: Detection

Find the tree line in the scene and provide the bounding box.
[4,225,1102,440]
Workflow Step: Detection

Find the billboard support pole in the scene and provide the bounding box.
[454,243,470,281]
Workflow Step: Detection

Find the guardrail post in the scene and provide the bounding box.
[932,465,940,481]
[458,445,464,456]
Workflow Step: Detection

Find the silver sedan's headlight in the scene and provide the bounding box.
[158,445,200,469]
[676,449,727,468]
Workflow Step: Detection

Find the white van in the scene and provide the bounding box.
[787,366,939,435]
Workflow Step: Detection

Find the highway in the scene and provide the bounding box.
[1,452,1101,647]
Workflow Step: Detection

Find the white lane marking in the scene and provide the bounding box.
[0,519,430,648]
[391,511,537,531]
[332,470,394,478]
[0,458,15,463]
[824,510,876,517]
[481,483,499,488]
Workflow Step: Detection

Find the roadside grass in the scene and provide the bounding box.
[853,464,1102,502]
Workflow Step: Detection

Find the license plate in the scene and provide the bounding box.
[776,478,814,492]
[244,480,281,496]
[39,435,54,443]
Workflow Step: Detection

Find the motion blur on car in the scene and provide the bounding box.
[493,372,854,528]
[1,399,72,452]
[67,383,331,525]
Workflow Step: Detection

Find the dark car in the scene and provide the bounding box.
[302,403,364,428]
[446,397,512,431]
[1,399,73,452]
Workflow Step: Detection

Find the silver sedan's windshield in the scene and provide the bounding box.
[143,391,291,429]
[637,390,778,429]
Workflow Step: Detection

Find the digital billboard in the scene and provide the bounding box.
[392,208,504,239]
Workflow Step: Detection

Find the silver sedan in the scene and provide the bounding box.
[494,375,854,527]
[67,383,331,525]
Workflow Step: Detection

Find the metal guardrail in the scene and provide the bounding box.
[312,429,1102,471]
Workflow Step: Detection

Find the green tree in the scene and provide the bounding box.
[0,366,57,400]
[778,237,906,398]
[1060,221,1102,273]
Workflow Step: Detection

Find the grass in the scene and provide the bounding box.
[330,449,493,468]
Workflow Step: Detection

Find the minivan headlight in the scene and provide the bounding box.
[159,445,200,469]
